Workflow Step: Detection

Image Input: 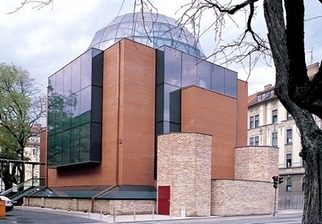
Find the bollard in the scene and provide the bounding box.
[180,206,186,217]
[152,206,155,220]
[113,207,116,223]
[100,210,102,220]
[133,207,136,221]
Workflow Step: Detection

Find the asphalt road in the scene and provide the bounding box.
[0,206,302,224]
[1,206,104,224]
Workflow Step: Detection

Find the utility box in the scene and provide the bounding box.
[0,200,5,218]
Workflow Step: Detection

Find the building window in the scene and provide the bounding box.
[286,129,293,144]
[249,136,259,146]
[287,111,293,120]
[302,177,306,192]
[32,148,38,156]
[272,109,278,124]
[257,95,262,102]
[249,137,254,146]
[286,153,292,168]
[286,177,292,192]
[249,115,259,129]
[254,136,259,146]
[249,116,254,129]
[255,115,259,128]
[272,131,278,146]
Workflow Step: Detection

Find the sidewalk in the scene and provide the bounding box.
[19,206,303,223]
[20,206,192,223]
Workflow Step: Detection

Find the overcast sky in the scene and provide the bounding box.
[0,0,321,94]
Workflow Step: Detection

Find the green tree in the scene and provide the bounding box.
[0,63,45,190]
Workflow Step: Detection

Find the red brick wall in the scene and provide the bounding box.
[47,39,156,187]
[181,86,237,179]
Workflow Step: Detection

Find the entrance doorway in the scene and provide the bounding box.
[157,186,170,215]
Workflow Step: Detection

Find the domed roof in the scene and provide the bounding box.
[89,12,205,58]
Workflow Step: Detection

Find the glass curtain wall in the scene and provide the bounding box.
[156,46,238,135]
[47,48,103,168]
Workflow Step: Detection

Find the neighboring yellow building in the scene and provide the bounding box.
[247,62,322,210]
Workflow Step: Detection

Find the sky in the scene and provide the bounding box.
[0,0,321,95]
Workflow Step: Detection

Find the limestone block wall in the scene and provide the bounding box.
[157,132,212,217]
[235,146,278,182]
[211,179,274,216]
[25,197,155,215]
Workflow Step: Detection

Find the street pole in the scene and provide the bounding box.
[273,187,277,217]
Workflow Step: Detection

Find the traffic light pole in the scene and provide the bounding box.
[273,186,277,217]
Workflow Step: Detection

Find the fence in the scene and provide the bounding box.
[278,195,304,210]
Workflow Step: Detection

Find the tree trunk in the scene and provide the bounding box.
[1,162,17,190]
[264,0,322,223]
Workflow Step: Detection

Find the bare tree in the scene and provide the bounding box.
[134,0,321,223]
[6,0,53,14]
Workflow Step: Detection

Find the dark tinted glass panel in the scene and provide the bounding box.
[47,49,103,168]
[55,98,64,133]
[70,127,80,163]
[92,52,103,87]
[62,99,71,130]
[80,87,91,124]
[71,58,81,92]
[63,65,72,96]
[196,60,212,89]
[55,70,64,95]
[156,85,164,122]
[224,69,237,97]
[164,84,180,121]
[62,130,71,164]
[156,122,163,135]
[169,89,181,124]
[212,65,225,94]
[92,86,102,123]
[81,50,92,89]
[156,50,165,85]
[90,123,102,161]
[170,123,181,132]
[71,92,81,127]
[182,53,196,87]
[48,76,55,96]
[79,124,90,161]
[47,135,55,166]
[55,133,63,166]
[164,47,181,86]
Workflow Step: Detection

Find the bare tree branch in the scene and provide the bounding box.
[6,0,53,14]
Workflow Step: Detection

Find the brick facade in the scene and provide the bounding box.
[211,179,274,216]
[24,198,155,215]
[235,146,279,181]
[157,132,212,217]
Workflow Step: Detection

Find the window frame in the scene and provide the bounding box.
[272,131,278,146]
[286,153,292,168]
[249,116,254,129]
[272,109,278,124]
[254,115,259,128]
[254,136,259,146]
[286,177,292,192]
[286,129,293,144]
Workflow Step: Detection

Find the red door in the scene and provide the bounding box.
[158,186,170,215]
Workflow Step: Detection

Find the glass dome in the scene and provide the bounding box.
[88,12,205,58]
